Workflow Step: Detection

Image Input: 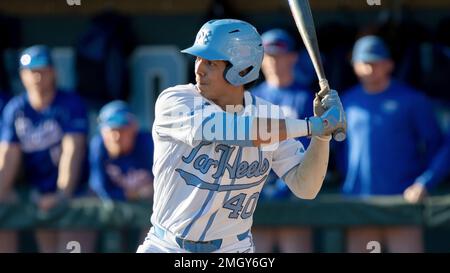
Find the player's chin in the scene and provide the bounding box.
[196,82,209,91]
[196,79,208,85]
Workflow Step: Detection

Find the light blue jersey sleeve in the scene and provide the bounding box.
[154,85,254,147]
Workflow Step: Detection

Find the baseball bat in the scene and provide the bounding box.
[287,0,346,142]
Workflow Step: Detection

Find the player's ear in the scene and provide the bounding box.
[383,59,394,74]
[131,120,139,131]
[128,119,139,136]
[50,68,57,86]
[288,52,299,66]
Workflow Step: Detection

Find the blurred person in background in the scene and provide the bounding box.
[339,36,443,252]
[405,132,450,202]
[251,28,314,253]
[89,100,154,250]
[0,90,9,116]
[0,45,95,253]
[89,100,154,201]
[0,89,10,140]
[0,89,11,252]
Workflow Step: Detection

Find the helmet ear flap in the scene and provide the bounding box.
[225,64,258,86]
[224,65,243,86]
[223,62,232,85]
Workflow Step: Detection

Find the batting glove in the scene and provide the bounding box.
[307,104,346,138]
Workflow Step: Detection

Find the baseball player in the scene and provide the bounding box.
[136,19,346,253]
[340,36,443,252]
[0,45,95,253]
[0,90,12,252]
[89,100,154,201]
[89,100,154,251]
[0,91,9,118]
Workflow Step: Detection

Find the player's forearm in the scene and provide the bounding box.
[0,143,21,198]
[193,113,309,147]
[57,134,86,197]
[252,118,309,146]
[282,136,330,199]
[89,177,112,200]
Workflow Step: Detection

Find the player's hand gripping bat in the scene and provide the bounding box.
[288,0,346,141]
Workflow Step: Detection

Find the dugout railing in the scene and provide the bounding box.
[2,194,450,252]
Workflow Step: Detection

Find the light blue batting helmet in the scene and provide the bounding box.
[181,19,263,86]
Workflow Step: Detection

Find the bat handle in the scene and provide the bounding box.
[319,78,329,91]
[318,78,347,142]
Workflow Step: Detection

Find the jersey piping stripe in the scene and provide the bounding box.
[198,93,255,241]
[181,92,257,240]
[175,168,267,191]
[181,176,221,239]
[199,209,219,241]
[199,146,243,240]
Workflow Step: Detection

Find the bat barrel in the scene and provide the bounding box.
[288,0,346,142]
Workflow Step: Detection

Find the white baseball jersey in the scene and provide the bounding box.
[150,83,305,242]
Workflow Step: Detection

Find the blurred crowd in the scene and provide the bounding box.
[253,28,449,253]
[0,4,449,253]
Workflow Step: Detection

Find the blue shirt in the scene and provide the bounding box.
[340,80,443,195]
[89,130,154,201]
[252,81,314,200]
[0,92,10,129]
[416,132,450,187]
[0,92,9,110]
[1,91,89,194]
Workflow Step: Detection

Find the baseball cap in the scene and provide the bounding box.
[261,29,296,55]
[352,35,391,63]
[19,45,53,70]
[98,100,135,129]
